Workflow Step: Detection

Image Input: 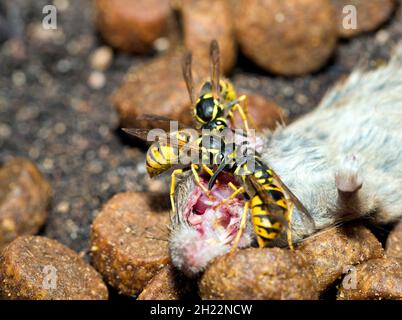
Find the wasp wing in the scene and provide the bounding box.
[182,51,195,105]
[136,114,188,129]
[209,40,220,99]
[245,174,289,228]
[122,128,153,141]
[122,128,203,154]
[270,170,316,231]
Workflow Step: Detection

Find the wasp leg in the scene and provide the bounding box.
[256,234,266,248]
[229,201,250,255]
[191,164,214,200]
[202,164,214,177]
[286,203,295,251]
[170,168,184,216]
[213,182,245,209]
[238,95,258,131]
[228,182,238,191]
[232,103,249,132]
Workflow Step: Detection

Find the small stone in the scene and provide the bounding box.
[282,86,295,97]
[1,38,26,61]
[27,23,65,45]
[296,93,309,105]
[0,236,108,300]
[88,161,103,174]
[88,71,106,90]
[153,37,170,53]
[95,0,172,53]
[89,46,113,71]
[28,147,40,160]
[90,192,171,296]
[337,257,402,300]
[375,30,390,45]
[56,59,72,73]
[298,225,384,292]
[386,220,402,259]
[0,158,51,249]
[200,248,319,300]
[12,71,26,87]
[234,0,337,76]
[56,201,70,214]
[0,124,11,139]
[54,122,66,135]
[54,0,70,12]
[42,158,54,171]
[181,0,237,74]
[331,0,395,38]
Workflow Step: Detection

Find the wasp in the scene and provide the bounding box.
[123,126,230,218]
[121,40,249,216]
[182,40,254,133]
[206,147,315,251]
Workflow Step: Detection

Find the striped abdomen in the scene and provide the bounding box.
[146,142,179,177]
[250,161,289,247]
[251,194,285,247]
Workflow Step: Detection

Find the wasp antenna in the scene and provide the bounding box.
[210,40,220,66]
[209,39,220,98]
[182,51,195,105]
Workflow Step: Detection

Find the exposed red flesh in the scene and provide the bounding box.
[170,171,254,277]
[183,172,246,244]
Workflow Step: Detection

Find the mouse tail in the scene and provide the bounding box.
[335,154,366,216]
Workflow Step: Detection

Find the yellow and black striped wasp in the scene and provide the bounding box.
[206,148,316,251]
[183,40,254,133]
[123,40,253,217]
[122,125,230,218]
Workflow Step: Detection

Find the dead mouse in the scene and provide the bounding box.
[169,44,402,277]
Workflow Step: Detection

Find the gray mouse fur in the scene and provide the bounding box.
[261,44,402,241]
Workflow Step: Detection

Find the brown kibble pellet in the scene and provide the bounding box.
[91,192,171,296]
[337,257,402,300]
[233,92,287,131]
[95,0,171,53]
[181,0,236,74]
[199,248,319,300]
[234,0,337,76]
[386,220,402,259]
[298,225,384,292]
[0,236,108,300]
[0,158,51,249]
[113,50,209,130]
[138,265,197,300]
[331,0,395,38]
